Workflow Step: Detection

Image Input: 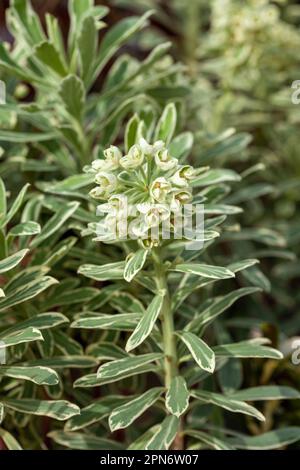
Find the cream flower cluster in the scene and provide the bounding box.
[85,138,203,247]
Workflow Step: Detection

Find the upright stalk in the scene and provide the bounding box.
[153,250,184,449]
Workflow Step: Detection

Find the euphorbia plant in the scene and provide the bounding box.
[64,104,300,451]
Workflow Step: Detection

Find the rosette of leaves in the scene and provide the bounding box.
[50,105,300,451]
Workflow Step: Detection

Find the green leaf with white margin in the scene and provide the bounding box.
[177,331,215,373]
[214,340,283,359]
[229,386,300,402]
[230,385,300,401]
[146,415,179,450]
[186,430,234,450]
[0,289,4,298]
[228,259,259,273]
[128,425,160,450]
[72,313,140,331]
[0,249,29,274]
[169,132,193,160]
[226,427,300,450]
[0,177,6,222]
[23,356,97,369]
[75,364,158,388]
[124,249,148,282]
[59,75,85,121]
[154,102,177,144]
[172,264,235,280]
[30,202,79,248]
[0,183,30,229]
[93,11,153,84]
[0,327,43,347]
[1,312,69,336]
[35,41,68,76]
[78,261,125,281]
[0,366,59,386]
[2,399,80,420]
[0,428,22,450]
[65,396,129,431]
[97,353,162,379]
[9,221,41,237]
[109,388,163,432]
[0,276,58,312]
[125,293,164,352]
[166,376,189,417]
[48,431,123,450]
[186,287,261,334]
[191,390,265,422]
[125,113,140,153]
[192,169,241,187]
[78,16,97,86]
[0,403,3,424]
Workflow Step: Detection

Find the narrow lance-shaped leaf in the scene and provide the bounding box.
[0,183,30,229]
[78,261,125,281]
[0,177,6,221]
[227,427,300,450]
[172,263,235,280]
[30,202,79,247]
[166,376,189,417]
[155,103,177,144]
[124,249,148,282]
[72,313,140,331]
[59,75,85,121]
[109,388,163,432]
[2,399,80,421]
[0,428,22,450]
[0,327,43,347]
[65,396,129,432]
[229,386,300,401]
[146,415,179,450]
[0,366,59,386]
[0,276,58,312]
[0,249,29,274]
[97,353,162,379]
[48,431,123,450]
[177,331,215,373]
[125,293,164,352]
[191,390,265,422]
[9,222,41,237]
[214,340,283,359]
[186,287,261,334]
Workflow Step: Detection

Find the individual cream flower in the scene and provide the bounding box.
[90,159,107,173]
[139,137,164,155]
[170,189,193,212]
[103,145,122,170]
[150,177,171,202]
[120,145,144,169]
[137,203,170,228]
[94,171,117,197]
[128,216,149,239]
[97,194,128,217]
[171,165,196,187]
[155,148,178,171]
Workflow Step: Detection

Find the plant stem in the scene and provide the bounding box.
[153,250,178,389]
[153,251,184,449]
